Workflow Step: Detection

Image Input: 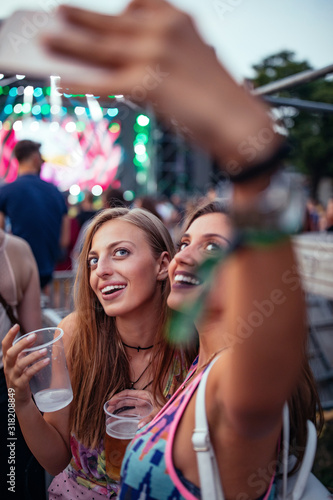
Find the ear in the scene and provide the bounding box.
[156,251,171,281]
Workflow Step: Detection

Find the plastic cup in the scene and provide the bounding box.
[13,327,73,412]
[103,395,153,480]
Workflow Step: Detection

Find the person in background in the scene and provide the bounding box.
[133,195,162,220]
[0,140,69,290]
[324,197,333,232]
[103,187,128,209]
[0,228,45,500]
[76,191,98,229]
[3,207,196,499]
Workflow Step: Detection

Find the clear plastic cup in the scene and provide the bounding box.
[103,395,153,480]
[13,327,73,412]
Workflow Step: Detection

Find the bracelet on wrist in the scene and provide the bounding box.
[230,170,305,236]
[228,141,291,184]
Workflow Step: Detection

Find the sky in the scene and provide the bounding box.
[0,0,332,81]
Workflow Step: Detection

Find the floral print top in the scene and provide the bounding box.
[53,351,191,498]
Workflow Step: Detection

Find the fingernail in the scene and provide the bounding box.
[39,348,47,355]
[138,422,144,429]
[26,333,36,342]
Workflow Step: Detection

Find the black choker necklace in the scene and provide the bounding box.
[122,342,154,353]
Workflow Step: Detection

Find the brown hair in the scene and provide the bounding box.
[13,139,41,162]
[183,199,324,470]
[182,199,230,232]
[68,207,192,448]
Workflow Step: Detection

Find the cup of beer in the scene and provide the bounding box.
[103,395,153,480]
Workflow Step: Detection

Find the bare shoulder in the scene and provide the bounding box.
[6,233,34,260]
[5,234,38,293]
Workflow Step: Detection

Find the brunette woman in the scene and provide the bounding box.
[118,201,324,499]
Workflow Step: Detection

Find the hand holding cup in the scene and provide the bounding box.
[10,327,73,412]
[103,394,153,480]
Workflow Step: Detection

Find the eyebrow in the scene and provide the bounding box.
[88,240,136,256]
[181,232,231,245]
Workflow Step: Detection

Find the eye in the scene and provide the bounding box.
[203,242,222,253]
[88,256,98,267]
[177,241,189,252]
[114,248,130,258]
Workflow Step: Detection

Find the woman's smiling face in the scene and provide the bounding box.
[167,212,231,312]
[88,218,167,319]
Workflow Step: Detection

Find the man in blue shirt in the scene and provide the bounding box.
[0,140,68,289]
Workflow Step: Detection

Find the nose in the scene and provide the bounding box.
[174,244,199,267]
[95,255,113,278]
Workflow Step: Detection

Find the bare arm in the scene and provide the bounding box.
[60,214,70,250]
[0,211,5,229]
[2,315,75,475]
[215,224,305,437]
[11,238,42,333]
[44,0,280,169]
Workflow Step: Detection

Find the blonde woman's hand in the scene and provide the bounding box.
[106,389,160,429]
[2,324,50,410]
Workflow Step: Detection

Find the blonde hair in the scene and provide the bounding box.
[69,207,182,448]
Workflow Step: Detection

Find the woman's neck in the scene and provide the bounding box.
[116,315,159,350]
[195,314,229,368]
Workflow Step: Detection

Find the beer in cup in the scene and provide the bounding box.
[103,395,152,480]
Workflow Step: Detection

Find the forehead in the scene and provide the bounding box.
[91,218,149,248]
[186,213,231,239]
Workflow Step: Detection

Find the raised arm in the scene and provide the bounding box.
[44,0,282,168]
[214,179,306,437]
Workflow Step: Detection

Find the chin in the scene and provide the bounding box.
[167,291,198,312]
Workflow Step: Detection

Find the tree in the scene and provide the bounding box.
[251,50,333,199]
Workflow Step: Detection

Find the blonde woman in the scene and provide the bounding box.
[3,208,196,498]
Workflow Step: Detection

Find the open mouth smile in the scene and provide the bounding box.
[174,274,201,287]
[101,284,126,295]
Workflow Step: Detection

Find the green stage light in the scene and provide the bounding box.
[134,132,149,144]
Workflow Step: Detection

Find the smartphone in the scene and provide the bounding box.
[0,9,111,91]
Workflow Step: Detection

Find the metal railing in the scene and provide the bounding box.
[42,270,76,327]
